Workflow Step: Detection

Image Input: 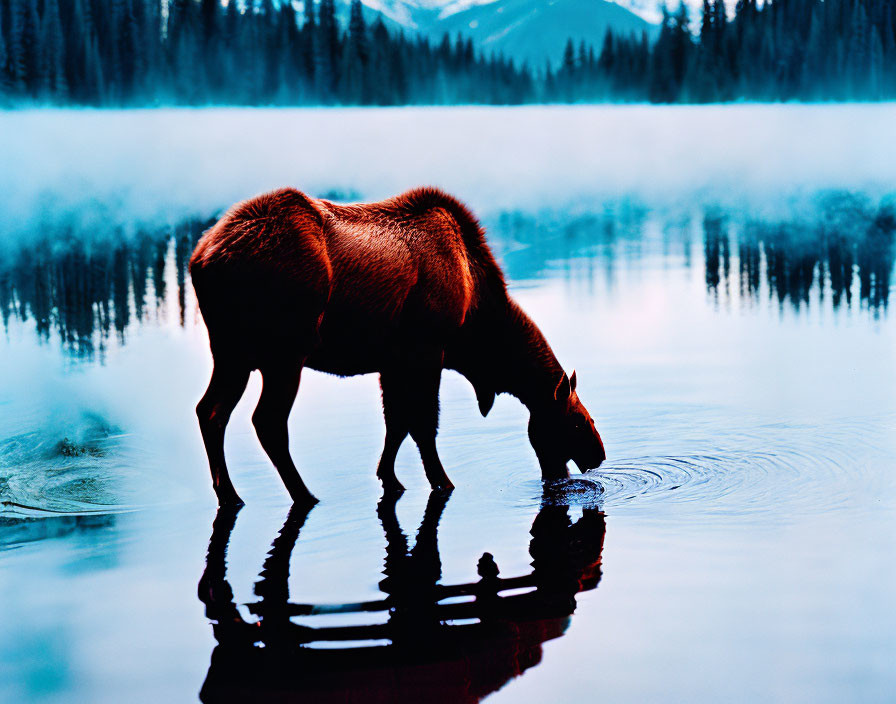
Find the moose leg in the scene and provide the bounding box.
[197,361,251,507]
[378,372,409,493]
[406,354,454,491]
[253,361,317,506]
[380,361,453,492]
[410,366,454,492]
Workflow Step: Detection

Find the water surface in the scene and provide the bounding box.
[1,117,895,702]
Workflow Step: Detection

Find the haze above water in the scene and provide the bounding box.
[0,106,894,703]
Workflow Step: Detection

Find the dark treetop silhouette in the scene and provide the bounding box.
[4,0,896,106]
[197,490,606,703]
[189,187,606,506]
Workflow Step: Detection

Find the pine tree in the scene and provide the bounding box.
[257,0,281,102]
[710,0,730,98]
[198,0,220,96]
[692,0,716,101]
[200,0,218,45]
[316,0,340,100]
[649,5,676,102]
[870,26,884,98]
[300,0,317,96]
[669,2,693,99]
[116,0,140,102]
[139,0,162,101]
[367,18,391,104]
[560,38,576,101]
[65,0,93,103]
[801,2,825,99]
[220,0,240,101]
[340,0,367,104]
[39,0,68,100]
[85,32,105,105]
[9,0,40,96]
[882,4,896,95]
[0,7,9,96]
[848,0,871,97]
[597,30,615,98]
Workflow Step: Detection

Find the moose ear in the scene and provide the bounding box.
[554,372,571,402]
[476,386,495,417]
[569,370,577,393]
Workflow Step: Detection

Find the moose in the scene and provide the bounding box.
[190,186,605,506]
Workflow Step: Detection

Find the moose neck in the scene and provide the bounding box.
[478,298,565,410]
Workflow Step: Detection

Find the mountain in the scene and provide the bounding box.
[611,0,664,23]
[357,0,657,68]
[429,0,655,67]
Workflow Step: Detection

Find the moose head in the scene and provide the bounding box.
[527,371,605,480]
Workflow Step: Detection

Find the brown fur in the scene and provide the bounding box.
[190,186,604,506]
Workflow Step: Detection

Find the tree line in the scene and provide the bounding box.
[0,0,532,105]
[0,0,895,106]
[589,0,896,101]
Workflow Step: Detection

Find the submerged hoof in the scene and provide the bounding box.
[217,492,245,508]
[290,491,319,507]
[379,478,406,495]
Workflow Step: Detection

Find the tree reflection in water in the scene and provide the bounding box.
[0,217,212,359]
[1,194,891,361]
[704,193,895,314]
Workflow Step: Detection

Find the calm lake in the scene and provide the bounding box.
[0,107,894,703]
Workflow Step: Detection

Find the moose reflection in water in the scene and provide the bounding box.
[197,490,606,703]
[1,194,893,363]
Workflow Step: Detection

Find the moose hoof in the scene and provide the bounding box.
[216,491,245,508]
[290,491,319,507]
[380,479,406,495]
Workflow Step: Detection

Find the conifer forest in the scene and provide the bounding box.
[1,0,895,106]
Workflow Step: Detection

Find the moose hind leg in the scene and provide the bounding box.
[197,361,251,506]
[253,361,317,506]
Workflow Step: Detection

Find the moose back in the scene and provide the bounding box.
[190,187,605,505]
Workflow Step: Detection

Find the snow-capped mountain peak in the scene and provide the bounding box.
[356,0,658,67]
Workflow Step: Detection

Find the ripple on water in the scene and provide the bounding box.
[0,418,143,518]
[517,416,894,519]
[538,476,606,509]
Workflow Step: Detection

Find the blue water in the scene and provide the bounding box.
[1,189,895,702]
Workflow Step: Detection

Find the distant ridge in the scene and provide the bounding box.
[356,0,657,66]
